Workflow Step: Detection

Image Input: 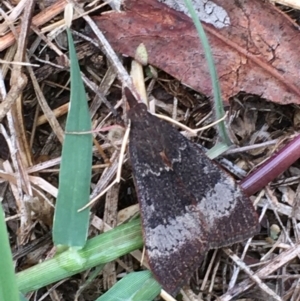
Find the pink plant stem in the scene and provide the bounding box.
[240,134,300,196]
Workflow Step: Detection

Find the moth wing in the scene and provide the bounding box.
[128,104,259,294]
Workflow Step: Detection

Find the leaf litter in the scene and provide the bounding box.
[0,0,300,300]
[93,0,300,105]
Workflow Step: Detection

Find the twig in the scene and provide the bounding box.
[270,0,300,10]
[219,244,300,300]
[0,0,68,51]
[223,248,283,301]
[70,0,137,95]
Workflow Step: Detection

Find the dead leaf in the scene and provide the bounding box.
[92,0,300,104]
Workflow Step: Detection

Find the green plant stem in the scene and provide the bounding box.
[184,0,231,146]
[17,219,143,293]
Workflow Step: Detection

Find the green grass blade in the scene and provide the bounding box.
[184,0,231,147]
[53,28,93,248]
[17,219,143,293]
[19,294,28,301]
[0,204,20,301]
[97,271,161,301]
[206,141,231,159]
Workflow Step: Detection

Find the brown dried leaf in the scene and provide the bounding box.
[93,0,300,104]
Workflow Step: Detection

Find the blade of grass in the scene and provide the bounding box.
[0,204,20,301]
[20,294,29,301]
[206,142,231,160]
[96,271,161,301]
[184,0,231,148]
[53,28,93,248]
[17,218,143,293]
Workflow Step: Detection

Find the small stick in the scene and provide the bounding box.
[93,137,110,165]
[78,121,131,211]
[223,248,283,301]
[116,120,131,181]
[160,290,177,301]
[154,111,228,135]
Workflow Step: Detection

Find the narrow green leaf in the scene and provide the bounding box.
[19,293,29,301]
[0,204,20,301]
[206,142,231,160]
[184,0,232,147]
[97,271,161,301]
[53,28,93,248]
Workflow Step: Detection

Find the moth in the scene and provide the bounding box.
[125,88,259,294]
